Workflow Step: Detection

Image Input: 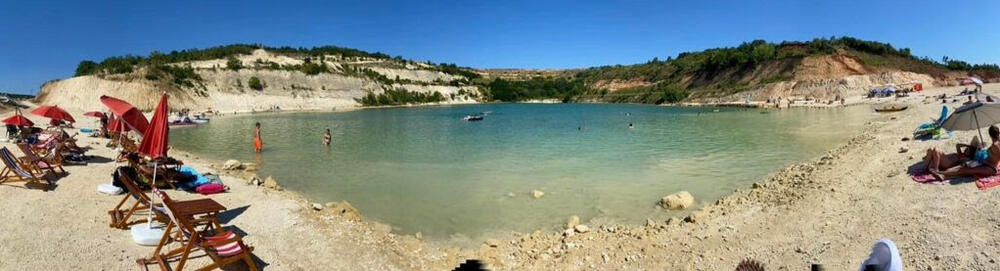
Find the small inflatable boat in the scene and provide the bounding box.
[874,105,908,112]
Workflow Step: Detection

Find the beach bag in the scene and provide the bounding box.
[196,183,226,195]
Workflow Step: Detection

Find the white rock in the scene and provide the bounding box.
[311,203,324,211]
[222,159,242,170]
[263,176,281,190]
[530,190,545,199]
[574,224,590,233]
[660,191,695,210]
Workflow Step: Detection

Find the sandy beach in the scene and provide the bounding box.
[1,83,999,270]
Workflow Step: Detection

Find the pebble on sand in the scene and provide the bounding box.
[530,190,545,199]
[574,224,590,233]
[660,191,695,210]
[311,203,324,211]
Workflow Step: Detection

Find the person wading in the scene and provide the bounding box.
[253,122,263,152]
[323,128,332,146]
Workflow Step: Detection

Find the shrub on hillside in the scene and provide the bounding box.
[248,76,264,90]
[226,57,242,71]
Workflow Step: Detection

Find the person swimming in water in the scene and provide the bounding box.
[628,123,634,129]
[253,122,263,153]
[323,128,332,146]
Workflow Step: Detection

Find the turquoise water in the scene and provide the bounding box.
[170,104,875,244]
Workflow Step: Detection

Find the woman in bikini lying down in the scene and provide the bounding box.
[924,136,983,172]
[931,126,1000,181]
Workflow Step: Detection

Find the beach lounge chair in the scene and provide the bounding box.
[16,143,64,174]
[139,188,257,271]
[914,106,951,139]
[108,167,169,229]
[0,147,52,191]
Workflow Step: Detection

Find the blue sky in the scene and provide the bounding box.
[1,0,998,94]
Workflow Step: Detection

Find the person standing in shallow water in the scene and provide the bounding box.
[253,122,263,153]
[323,128,332,146]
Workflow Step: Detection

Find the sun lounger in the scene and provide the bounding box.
[0,147,52,191]
[139,188,257,271]
[17,143,64,174]
[108,167,169,229]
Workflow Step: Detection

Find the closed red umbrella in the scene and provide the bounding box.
[83,111,107,119]
[30,105,75,123]
[2,115,34,126]
[100,95,149,136]
[138,94,169,159]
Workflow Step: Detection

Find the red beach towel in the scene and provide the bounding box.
[976,175,1000,190]
[196,183,226,195]
[910,173,943,184]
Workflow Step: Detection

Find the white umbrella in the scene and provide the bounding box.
[971,77,985,87]
[941,102,1000,140]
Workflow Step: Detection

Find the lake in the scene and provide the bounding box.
[170,103,875,245]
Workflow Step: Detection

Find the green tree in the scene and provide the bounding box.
[248,76,263,90]
[74,60,99,76]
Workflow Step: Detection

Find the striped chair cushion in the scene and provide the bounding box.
[204,231,244,257]
[0,148,32,178]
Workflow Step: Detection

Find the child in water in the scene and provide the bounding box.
[628,123,634,129]
[253,122,263,152]
[323,128,332,146]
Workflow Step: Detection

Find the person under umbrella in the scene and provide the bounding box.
[931,102,1000,180]
[930,125,1000,181]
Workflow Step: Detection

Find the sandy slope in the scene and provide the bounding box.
[1,84,999,270]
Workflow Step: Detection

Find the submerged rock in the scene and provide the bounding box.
[223,159,242,170]
[660,191,695,210]
[566,215,580,229]
[530,190,545,199]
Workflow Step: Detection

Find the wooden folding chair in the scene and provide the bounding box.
[0,147,52,191]
[108,167,169,229]
[16,143,64,174]
[139,188,257,271]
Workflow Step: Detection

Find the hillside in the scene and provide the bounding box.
[38,45,483,112]
[36,38,1000,111]
[479,37,1000,104]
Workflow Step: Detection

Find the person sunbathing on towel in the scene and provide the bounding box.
[931,126,1000,181]
[923,136,982,172]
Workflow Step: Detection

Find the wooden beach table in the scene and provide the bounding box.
[173,198,227,230]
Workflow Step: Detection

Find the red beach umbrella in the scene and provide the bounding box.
[100,95,149,136]
[30,105,75,123]
[108,115,130,132]
[138,93,169,160]
[83,111,107,119]
[2,115,34,127]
